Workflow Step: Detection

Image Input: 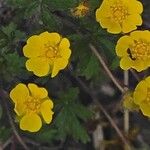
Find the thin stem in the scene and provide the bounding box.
[0,89,29,150]
[89,44,125,93]
[124,71,130,150]
[130,69,140,82]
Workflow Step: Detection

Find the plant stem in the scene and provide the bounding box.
[124,71,130,150]
[89,44,124,93]
[0,89,29,150]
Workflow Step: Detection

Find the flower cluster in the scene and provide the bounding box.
[9,31,72,132]
[96,0,150,118]
[10,83,54,132]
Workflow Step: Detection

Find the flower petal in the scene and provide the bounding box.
[107,22,122,34]
[145,77,150,88]
[120,56,133,70]
[116,36,134,57]
[26,57,50,77]
[23,35,45,58]
[28,83,48,99]
[59,38,71,59]
[20,113,42,132]
[99,17,112,29]
[132,60,147,72]
[51,58,68,77]
[130,30,150,41]
[40,32,61,46]
[127,0,143,14]
[14,102,26,116]
[10,83,29,104]
[40,100,54,124]
[122,14,142,33]
[140,103,150,117]
[133,81,147,105]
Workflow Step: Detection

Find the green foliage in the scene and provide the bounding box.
[41,6,62,31]
[44,0,78,10]
[111,57,120,70]
[1,0,149,149]
[0,52,28,82]
[0,126,12,142]
[55,88,92,143]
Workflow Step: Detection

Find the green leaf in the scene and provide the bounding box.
[24,1,39,18]
[111,57,120,70]
[72,103,93,121]
[45,0,77,10]
[1,22,17,38]
[60,87,79,103]
[55,88,91,143]
[80,55,100,80]
[41,6,62,31]
[35,128,59,143]
[1,52,28,81]
[55,107,90,143]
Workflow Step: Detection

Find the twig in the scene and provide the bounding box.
[0,89,29,150]
[2,136,12,149]
[89,44,125,93]
[124,71,130,150]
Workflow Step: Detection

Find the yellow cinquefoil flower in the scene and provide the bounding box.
[116,30,150,71]
[133,76,150,117]
[96,0,143,34]
[71,2,89,18]
[10,83,54,132]
[23,31,71,77]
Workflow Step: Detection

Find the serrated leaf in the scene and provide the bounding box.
[55,88,91,143]
[55,107,90,143]
[80,55,100,80]
[42,6,61,31]
[1,23,17,38]
[72,103,93,121]
[24,1,39,18]
[35,128,59,143]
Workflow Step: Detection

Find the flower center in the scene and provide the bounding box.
[44,42,60,59]
[110,1,128,23]
[129,40,150,61]
[25,97,41,113]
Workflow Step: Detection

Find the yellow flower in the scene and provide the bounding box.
[23,31,71,77]
[71,2,89,18]
[133,76,150,117]
[116,30,150,72]
[10,83,54,132]
[96,0,143,34]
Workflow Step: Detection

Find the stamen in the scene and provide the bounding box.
[110,1,128,23]
[129,40,150,61]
